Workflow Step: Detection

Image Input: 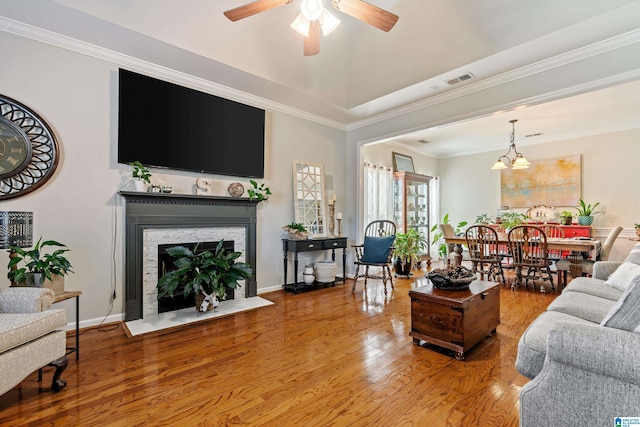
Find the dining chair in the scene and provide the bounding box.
[556,226,623,286]
[352,220,396,295]
[540,225,565,262]
[465,225,505,283]
[508,225,554,292]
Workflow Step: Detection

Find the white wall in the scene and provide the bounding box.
[0,31,347,327]
[438,128,640,261]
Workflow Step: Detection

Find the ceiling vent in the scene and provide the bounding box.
[446,72,474,85]
[525,132,544,138]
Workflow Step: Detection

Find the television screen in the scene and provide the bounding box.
[118,69,265,178]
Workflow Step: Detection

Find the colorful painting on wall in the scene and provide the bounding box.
[500,155,581,208]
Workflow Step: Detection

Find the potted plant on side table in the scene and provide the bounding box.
[7,237,74,294]
[394,228,428,277]
[157,240,253,312]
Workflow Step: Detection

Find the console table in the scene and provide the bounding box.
[282,237,347,294]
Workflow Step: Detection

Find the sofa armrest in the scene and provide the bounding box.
[0,287,56,313]
[546,321,640,386]
[592,261,621,281]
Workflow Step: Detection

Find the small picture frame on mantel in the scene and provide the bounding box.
[392,152,415,173]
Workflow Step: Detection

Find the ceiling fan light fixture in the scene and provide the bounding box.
[320,8,340,35]
[290,12,310,37]
[301,0,323,21]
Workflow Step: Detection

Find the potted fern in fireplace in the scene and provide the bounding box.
[156,240,253,312]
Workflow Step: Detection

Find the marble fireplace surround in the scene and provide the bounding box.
[120,191,258,322]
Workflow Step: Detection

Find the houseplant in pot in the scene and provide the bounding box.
[394,228,427,277]
[247,180,271,202]
[635,223,640,239]
[282,222,309,240]
[156,240,253,312]
[7,237,74,294]
[130,161,151,191]
[429,213,468,260]
[559,211,573,225]
[575,199,600,225]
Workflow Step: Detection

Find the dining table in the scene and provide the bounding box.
[444,234,601,285]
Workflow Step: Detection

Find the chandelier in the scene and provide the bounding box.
[491,119,530,170]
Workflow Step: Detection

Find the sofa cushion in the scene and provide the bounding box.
[515,311,594,379]
[623,243,640,265]
[0,309,67,353]
[604,261,640,291]
[563,277,624,301]
[601,276,640,332]
[546,292,616,323]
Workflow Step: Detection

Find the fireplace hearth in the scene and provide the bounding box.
[119,191,259,321]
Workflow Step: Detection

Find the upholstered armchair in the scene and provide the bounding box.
[0,287,68,394]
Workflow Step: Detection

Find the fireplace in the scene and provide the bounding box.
[119,191,259,321]
[157,240,235,313]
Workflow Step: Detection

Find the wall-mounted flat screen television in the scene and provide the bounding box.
[117,69,265,178]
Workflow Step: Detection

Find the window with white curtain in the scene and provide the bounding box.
[363,163,394,225]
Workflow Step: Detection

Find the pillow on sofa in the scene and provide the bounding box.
[604,261,640,291]
[600,276,640,332]
[623,243,640,265]
[361,235,395,263]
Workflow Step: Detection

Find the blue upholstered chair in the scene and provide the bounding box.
[352,220,396,295]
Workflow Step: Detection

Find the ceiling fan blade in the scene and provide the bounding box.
[303,20,321,56]
[332,0,399,32]
[224,0,292,22]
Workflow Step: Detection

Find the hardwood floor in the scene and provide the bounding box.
[0,266,558,426]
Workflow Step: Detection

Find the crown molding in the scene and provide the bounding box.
[0,16,347,131]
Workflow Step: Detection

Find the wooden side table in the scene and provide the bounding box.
[53,291,82,360]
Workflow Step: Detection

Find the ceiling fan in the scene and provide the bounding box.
[224,0,399,56]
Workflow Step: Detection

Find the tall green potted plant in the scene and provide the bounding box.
[394,228,428,276]
[429,213,468,259]
[575,199,600,225]
[157,240,253,312]
[7,237,74,294]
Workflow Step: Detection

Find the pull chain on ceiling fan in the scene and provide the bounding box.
[223,0,399,56]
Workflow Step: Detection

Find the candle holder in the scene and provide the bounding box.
[337,218,342,237]
[328,203,335,237]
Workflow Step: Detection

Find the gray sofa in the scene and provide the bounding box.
[0,287,68,394]
[516,243,640,426]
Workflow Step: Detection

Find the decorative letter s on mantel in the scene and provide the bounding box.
[195,178,211,195]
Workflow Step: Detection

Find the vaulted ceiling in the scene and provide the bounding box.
[2,0,640,156]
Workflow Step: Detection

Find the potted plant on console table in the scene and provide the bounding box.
[282,222,309,240]
[7,237,74,294]
[157,240,253,312]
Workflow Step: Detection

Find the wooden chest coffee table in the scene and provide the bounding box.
[408,280,500,360]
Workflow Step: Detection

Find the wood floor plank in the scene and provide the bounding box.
[0,264,554,426]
